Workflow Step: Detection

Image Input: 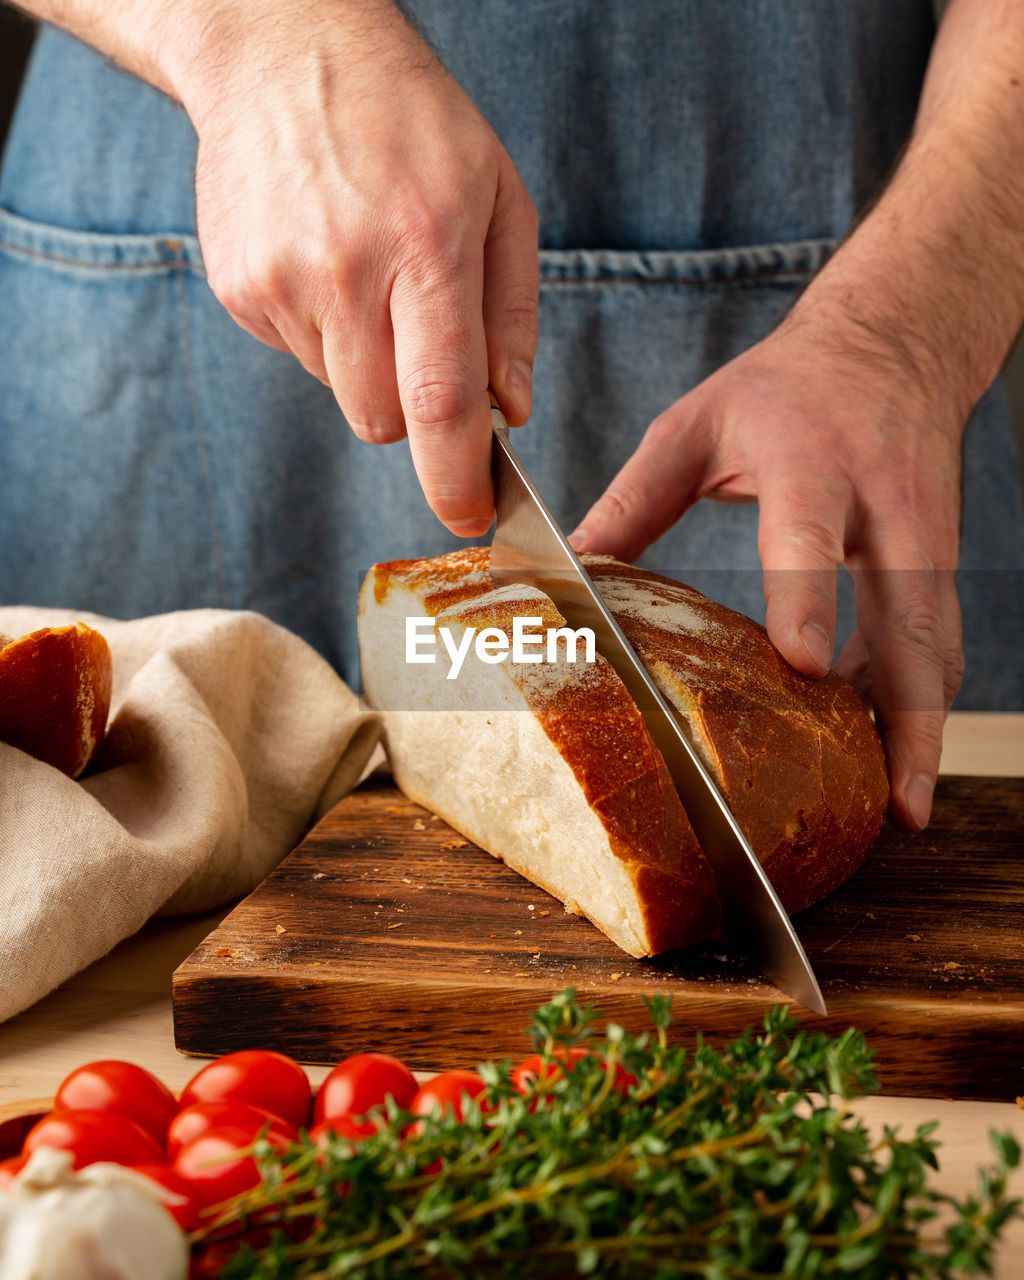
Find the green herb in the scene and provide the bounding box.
[194,991,1020,1278]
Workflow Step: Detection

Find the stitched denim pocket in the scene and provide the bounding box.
[0,208,204,277]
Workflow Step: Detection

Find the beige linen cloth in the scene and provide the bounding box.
[0,607,381,1024]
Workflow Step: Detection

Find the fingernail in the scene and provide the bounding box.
[799,621,833,672]
[905,773,934,830]
[450,516,493,537]
[504,361,533,420]
[568,528,588,552]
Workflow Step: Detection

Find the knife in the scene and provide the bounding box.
[488,397,826,1015]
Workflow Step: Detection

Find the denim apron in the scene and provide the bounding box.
[1,3,1022,707]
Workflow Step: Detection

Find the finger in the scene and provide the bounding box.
[483,172,539,428]
[834,627,870,700]
[757,475,849,678]
[852,564,961,831]
[568,403,711,561]
[321,301,406,444]
[390,249,493,536]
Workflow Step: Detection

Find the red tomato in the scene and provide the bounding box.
[409,1070,487,1123]
[172,1124,290,1209]
[23,1108,164,1169]
[512,1048,636,1097]
[55,1060,178,1144]
[166,1101,298,1161]
[313,1052,418,1124]
[179,1050,312,1130]
[0,1155,25,1189]
[309,1114,378,1148]
[132,1163,202,1231]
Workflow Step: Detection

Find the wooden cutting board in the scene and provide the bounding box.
[173,776,1024,1101]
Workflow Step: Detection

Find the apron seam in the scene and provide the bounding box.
[540,271,819,287]
[0,237,205,274]
[173,266,230,606]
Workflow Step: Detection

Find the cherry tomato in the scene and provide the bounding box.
[309,1114,378,1149]
[0,1155,25,1189]
[23,1108,164,1169]
[172,1123,291,1209]
[409,1070,487,1123]
[404,1070,491,1157]
[179,1050,312,1130]
[166,1100,298,1161]
[54,1059,179,1145]
[313,1052,418,1124]
[132,1163,203,1231]
[511,1047,636,1097]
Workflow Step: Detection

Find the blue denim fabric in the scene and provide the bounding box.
[1,8,1022,707]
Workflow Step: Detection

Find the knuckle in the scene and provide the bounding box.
[894,713,945,764]
[400,369,476,431]
[395,201,458,264]
[241,240,291,305]
[502,281,540,325]
[210,246,287,322]
[762,513,845,568]
[595,480,661,548]
[892,600,945,657]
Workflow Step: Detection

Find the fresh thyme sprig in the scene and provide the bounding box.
[193,991,1020,1279]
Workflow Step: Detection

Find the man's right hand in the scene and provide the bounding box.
[178,1,538,534]
[19,0,539,530]
[149,0,538,534]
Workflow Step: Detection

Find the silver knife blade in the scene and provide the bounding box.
[488,401,826,1015]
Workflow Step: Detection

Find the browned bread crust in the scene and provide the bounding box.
[0,623,113,778]
[359,548,888,953]
[582,557,889,913]
[440,576,720,952]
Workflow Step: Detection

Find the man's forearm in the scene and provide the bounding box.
[8,0,182,97]
[790,0,1024,421]
[5,0,407,125]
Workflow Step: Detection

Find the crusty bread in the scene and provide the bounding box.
[0,623,113,778]
[581,558,889,915]
[358,549,888,955]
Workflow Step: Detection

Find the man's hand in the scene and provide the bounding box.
[183,1,538,536]
[573,0,1024,830]
[570,299,965,833]
[19,0,539,535]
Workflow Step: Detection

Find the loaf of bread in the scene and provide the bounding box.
[358,549,888,957]
[0,623,113,778]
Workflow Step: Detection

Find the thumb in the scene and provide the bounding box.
[570,405,710,561]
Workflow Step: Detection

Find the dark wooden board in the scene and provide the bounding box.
[173,776,1024,1101]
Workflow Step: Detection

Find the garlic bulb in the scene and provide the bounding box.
[0,1146,187,1280]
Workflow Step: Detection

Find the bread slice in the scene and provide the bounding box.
[358,549,720,956]
[0,623,113,778]
[358,549,888,954]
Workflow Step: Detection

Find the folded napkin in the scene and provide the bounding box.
[0,607,381,1023]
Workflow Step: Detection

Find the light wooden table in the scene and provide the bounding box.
[1,713,1022,1270]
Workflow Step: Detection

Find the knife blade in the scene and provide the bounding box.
[488,398,826,1015]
